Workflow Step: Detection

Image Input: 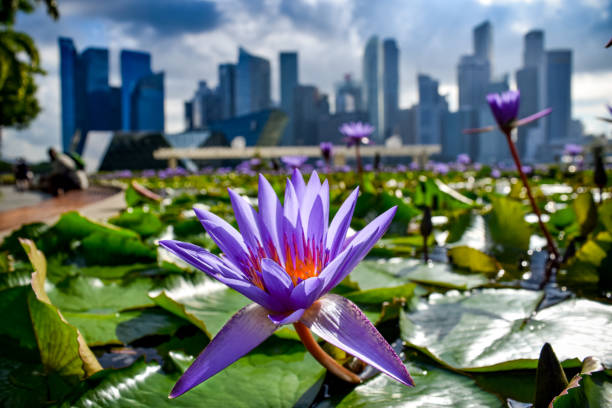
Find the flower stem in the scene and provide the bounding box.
[355,143,363,185]
[293,322,362,384]
[503,131,560,263]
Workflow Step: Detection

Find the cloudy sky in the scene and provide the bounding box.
[5,0,612,161]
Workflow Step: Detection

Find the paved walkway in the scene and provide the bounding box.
[0,185,125,238]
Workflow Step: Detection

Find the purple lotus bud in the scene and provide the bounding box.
[339,122,374,146]
[457,153,471,165]
[486,90,520,131]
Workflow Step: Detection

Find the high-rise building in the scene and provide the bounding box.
[523,30,544,68]
[293,85,321,145]
[515,66,539,156]
[417,74,447,145]
[236,47,271,116]
[363,36,384,143]
[545,50,572,142]
[218,63,236,120]
[335,74,363,113]
[441,109,476,161]
[397,106,418,145]
[280,51,298,145]
[363,36,400,143]
[131,72,164,132]
[59,38,78,152]
[473,20,493,74]
[184,101,194,131]
[120,50,152,130]
[59,38,163,154]
[383,39,399,137]
[458,54,491,110]
[189,81,221,130]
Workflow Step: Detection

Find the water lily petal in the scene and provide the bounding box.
[320,206,396,291]
[326,187,359,258]
[258,174,284,262]
[159,240,278,310]
[300,294,414,386]
[283,178,299,227]
[228,188,262,253]
[193,207,248,266]
[291,168,306,201]
[268,308,305,325]
[307,196,325,245]
[260,258,293,299]
[290,277,324,309]
[300,171,322,229]
[169,303,278,398]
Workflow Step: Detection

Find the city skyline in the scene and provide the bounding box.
[4,0,611,161]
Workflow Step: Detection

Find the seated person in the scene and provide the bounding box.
[14,158,33,191]
[44,148,88,196]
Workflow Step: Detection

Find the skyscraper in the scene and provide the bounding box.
[545,50,572,142]
[473,20,493,75]
[131,72,164,132]
[218,63,236,120]
[383,39,399,137]
[236,47,271,116]
[363,36,399,143]
[293,85,320,145]
[363,36,384,143]
[120,50,152,130]
[517,30,545,156]
[189,81,221,130]
[523,30,544,68]
[457,54,490,110]
[280,51,298,145]
[335,74,362,113]
[59,38,78,152]
[417,74,446,145]
[59,38,164,154]
[516,66,539,155]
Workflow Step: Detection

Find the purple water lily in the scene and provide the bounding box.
[159,170,413,397]
[339,122,374,146]
[456,153,471,165]
[281,155,308,169]
[320,142,333,161]
[464,89,560,267]
[563,144,583,156]
[464,90,552,135]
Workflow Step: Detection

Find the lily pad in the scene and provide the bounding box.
[400,288,612,371]
[447,246,500,273]
[73,339,325,408]
[150,274,251,338]
[486,196,531,251]
[337,358,501,407]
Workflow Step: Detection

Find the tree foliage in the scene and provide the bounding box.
[0,0,59,128]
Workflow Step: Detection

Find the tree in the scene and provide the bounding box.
[0,0,59,157]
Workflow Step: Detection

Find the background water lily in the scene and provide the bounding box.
[159,169,413,397]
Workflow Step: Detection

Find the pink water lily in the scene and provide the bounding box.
[160,169,413,397]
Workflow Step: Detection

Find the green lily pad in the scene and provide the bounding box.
[47,276,155,313]
[337,359,501,407]
[401,261,488,290]
[486,196,531,251]
[73,339,325,408]
[400,288,612,371]
[150,274,251,338]
[63,308,187,346]
[447,246,500,273]
[109,208,164,238]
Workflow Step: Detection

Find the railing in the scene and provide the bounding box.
[153,145,441,168]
